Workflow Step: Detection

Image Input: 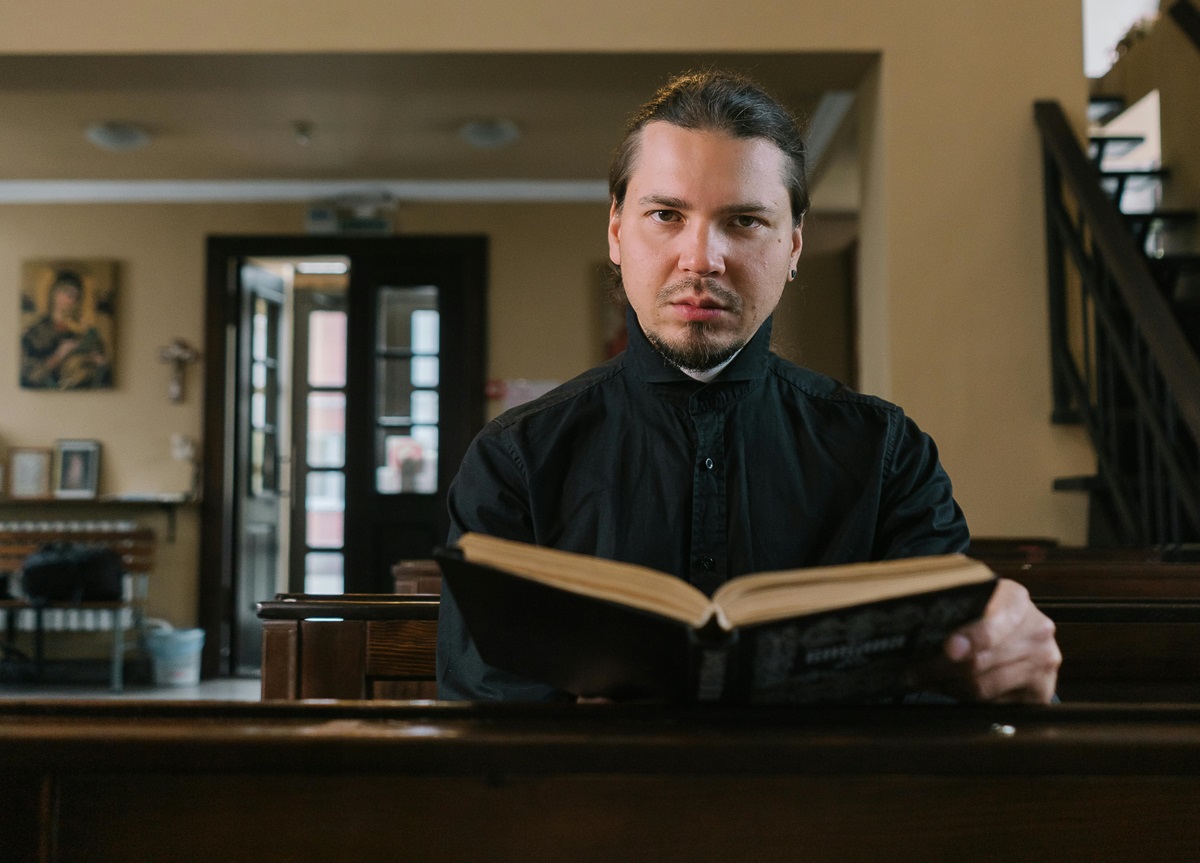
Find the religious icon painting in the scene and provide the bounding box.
[20,259,117,390]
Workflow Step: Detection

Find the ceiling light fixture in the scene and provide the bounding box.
[459,118,520,150]
[84,122,152,152]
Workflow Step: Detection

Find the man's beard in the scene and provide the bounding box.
[644,322,745,372]
[611,270,747,371]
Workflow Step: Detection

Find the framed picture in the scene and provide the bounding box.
[8,448,53,500]
[54,439,101,499]
[20,259,117,390]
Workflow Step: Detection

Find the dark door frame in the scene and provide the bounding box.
[201,235,487,678]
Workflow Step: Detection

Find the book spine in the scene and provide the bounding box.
[689,620,738,702]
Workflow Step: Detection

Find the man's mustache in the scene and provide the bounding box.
[655,278,742,313]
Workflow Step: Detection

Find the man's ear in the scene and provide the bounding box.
[607,199,622,267]
[790,221,804,271]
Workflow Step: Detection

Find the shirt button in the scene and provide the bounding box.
[698,556,715,571]
[704,457,715,470]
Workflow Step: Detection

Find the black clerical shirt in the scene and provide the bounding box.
[436,308,969,700]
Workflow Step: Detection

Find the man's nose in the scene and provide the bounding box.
[678,222,726,277]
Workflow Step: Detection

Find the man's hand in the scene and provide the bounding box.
[918,578,1061,703]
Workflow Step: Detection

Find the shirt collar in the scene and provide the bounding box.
[622,304,773,384]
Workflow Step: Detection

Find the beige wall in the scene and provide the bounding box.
[774,249,855,384]
[1,0,1096,619]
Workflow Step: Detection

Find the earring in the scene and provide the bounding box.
[789,268,797,280]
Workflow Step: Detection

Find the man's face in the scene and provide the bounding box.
[608,122,802,370]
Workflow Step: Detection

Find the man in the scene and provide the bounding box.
[438,71,1060,703]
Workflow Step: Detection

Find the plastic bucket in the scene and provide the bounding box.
[145,628,205,686]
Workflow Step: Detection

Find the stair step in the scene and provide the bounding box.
[1148,255,1200,306]
[1124,210,1198,249]
[1088,95,1126,125]
[1089,134,1146,165]
[1100,168,1170,210]
[1100,168,1171,180]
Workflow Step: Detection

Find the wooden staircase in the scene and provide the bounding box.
[1036,96,1200,551]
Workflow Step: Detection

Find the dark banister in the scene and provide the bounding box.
[1034,101,1200,444]
[1168,0,1200,54]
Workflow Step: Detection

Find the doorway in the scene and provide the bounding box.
[201,236,487,677]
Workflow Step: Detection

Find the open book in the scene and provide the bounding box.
[437,533,997,704]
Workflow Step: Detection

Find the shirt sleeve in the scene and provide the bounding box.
[436,425,569,701]
[872,411,970,560]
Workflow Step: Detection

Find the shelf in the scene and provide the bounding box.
[0,495,196,542]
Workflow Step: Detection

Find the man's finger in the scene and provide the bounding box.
[945,578,1033,658]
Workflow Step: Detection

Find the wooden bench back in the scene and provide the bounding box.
[0,527,156,577]
[982,559,1200,702]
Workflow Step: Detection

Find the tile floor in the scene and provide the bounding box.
[0,676,262,701]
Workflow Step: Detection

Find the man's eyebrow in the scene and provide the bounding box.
[637,194,689,210]
[636,194,775,214]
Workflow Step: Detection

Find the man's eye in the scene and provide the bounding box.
[732,215,762,229]
[650,210,680,223]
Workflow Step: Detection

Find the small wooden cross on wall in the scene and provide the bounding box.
[158,338,201,403]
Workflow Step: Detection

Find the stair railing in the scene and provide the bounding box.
[1035,100,1200,547]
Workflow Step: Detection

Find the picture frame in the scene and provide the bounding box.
[53,439,101,499]
[20,259,117,390]
[8,447,53,500]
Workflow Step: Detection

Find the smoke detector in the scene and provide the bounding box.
[85,122,152,152]
[459,118,520,150]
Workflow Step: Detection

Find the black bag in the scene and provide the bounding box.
[20,542,125,604]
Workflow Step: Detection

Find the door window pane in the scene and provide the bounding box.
[378,358,440,419]
[377,431,437,494]
[376,285,440,495]
[411,390,439,425]
[378,359,415,420]
[378,286,438,350]
[305,551,344,595]
[306,469,345,549]
[411,356,439,388]
[308,310,347,387]
[250,430,278,496]
[307,392,346,468]
[411,309,440,355]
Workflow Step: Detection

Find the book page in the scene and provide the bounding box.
[713,555,994,628]
[456,533,714,627]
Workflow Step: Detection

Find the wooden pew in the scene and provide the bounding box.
[3,700,1200,862]
[257,593,438,700]
[990,559,1200,702]
[261,551,1200,704]
[391,558,442,595]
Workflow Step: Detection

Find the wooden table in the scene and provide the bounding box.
[2,700,1199,862]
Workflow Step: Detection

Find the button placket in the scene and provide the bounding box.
[689,396,726,593]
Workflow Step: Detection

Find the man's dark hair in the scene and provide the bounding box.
[608,70,809,226]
